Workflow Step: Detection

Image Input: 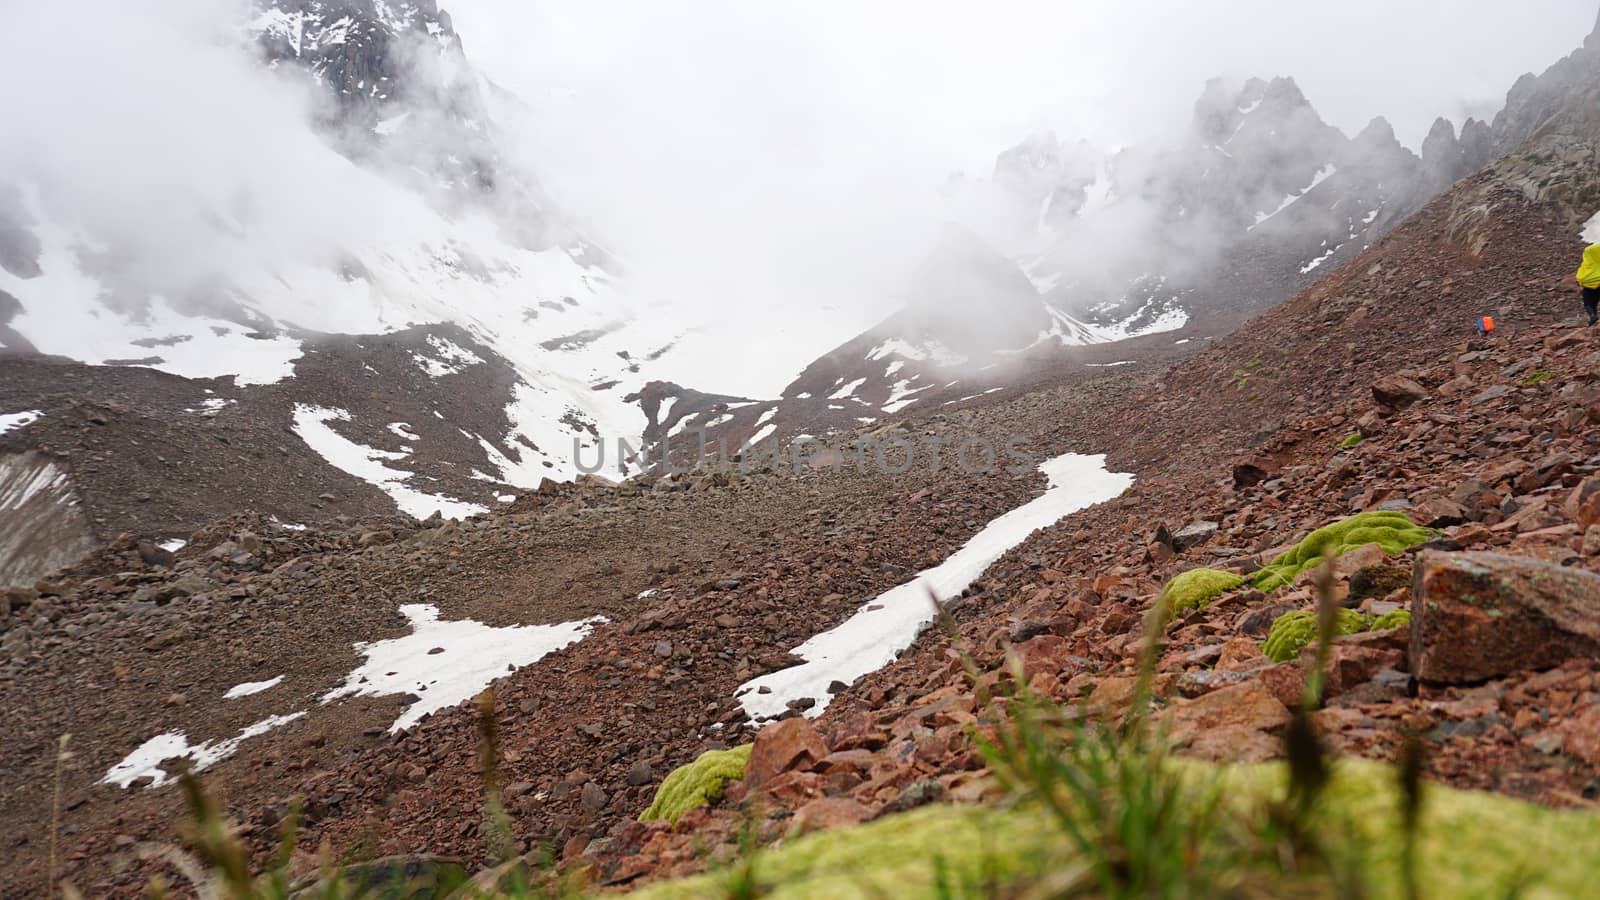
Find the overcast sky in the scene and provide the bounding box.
[455,1,1594,189]
[446,1,1596,327]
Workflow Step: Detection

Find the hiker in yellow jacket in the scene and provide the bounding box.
[1578,243,1600,325]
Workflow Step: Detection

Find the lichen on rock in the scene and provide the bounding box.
[640,744,753,824]
[1160,568,1246,615]
[1252,511,1432,591]
[1262,608,1373,662]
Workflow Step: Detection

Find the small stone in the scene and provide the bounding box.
[1470,385,1515,406]
[579,781,608,812]
[1172,521,1219,552]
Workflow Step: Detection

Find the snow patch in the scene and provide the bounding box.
[291,404,486,520]
[101,713,306,788]
[223,676,284,699]
[735,453,1133,720]
[412,335,483,377]
[1583,209,1600,243]
[1250,164,1338,231]
[880,379,932,414]
[866,338,967,367]
[322,604,603,731]
[828,378,867,400]
[0,410,42,436]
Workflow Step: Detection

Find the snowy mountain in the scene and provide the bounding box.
[0,0,819,538]
[648,63,1568,456]
[951,76,1494,337]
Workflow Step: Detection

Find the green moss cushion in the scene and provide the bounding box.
[641,744,754,824]
[1252,511,1431,592]
[1262,608,1374,662]
[1371,608,1411,631]
[1160,568,1246,615]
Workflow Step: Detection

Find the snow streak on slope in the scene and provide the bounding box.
[735,453,1133,720]
[101,713,307,789]
[292,404,488,519]
[322,604,603,731]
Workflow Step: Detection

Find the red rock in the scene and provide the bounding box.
[1254,663,1309,709]
[1215,635,1269,672]
[1558,708,1600,765]
[1181,726,1284,763]
[1412,497,1468,527]
[1411,551,1600,684]
[828,713,889,752]
[1162,681,1293,750]
[1093,574,1123,596]
[746,718,830,788]
[816,749,876,775]
[788,797,872,835]
[1372,375,1429,410]
[757,769,826,805]
[1324,641,1405,697]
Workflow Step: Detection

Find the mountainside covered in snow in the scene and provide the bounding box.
[0,0,847,578]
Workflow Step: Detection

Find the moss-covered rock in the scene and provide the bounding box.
[640,744,753,824]
[630,759,1600,899]
[1337,432,1364,449]
[1160,568,1246,615]
[1252,511,1432,592]
[1371,608,1411,631]
[1262,608,1373,662]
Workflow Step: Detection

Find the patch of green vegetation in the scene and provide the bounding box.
[1160,568,1245,615]
[1371,608,1412,631]
[1519,371,1555,385]
[640,744,753,825]
[1337,432,1364,449]
[1251,511,1431,592]
[631,758,1599,900]
[1262,608,1374,662]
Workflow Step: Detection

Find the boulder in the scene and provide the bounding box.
[1161,681,1292,760]
[789,797,873,835]
[1411,551,1600,684]
[1372,375,1429,410]
[745,718,829,789]
[1172,521,1220,552]
[1232,460,1274,489]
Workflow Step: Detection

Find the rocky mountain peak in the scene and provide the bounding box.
[1351,116,1402,153]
